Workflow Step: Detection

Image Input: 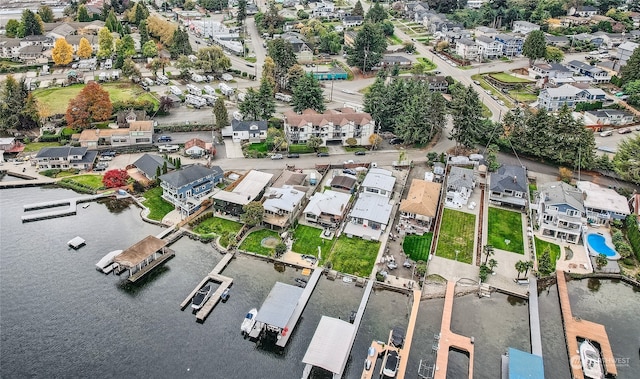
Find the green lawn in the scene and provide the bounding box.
[403,233,433,262]
[239,229,281,256]
[193,217,242,238]
[388,34,403,44]
[33,82,159,115]
[23,141,61,152]
[488,72,533,84]
[436,209,476,263]
[416,57,437,71]
[291,225,332,258]
[246,142,268,152]
[288,144,315,154]
[327,235,380,276]
[535,237,561,271]
[65,174,104,189]
[487,207,524,254]
[509,90,538,102]
[142,187,174,221]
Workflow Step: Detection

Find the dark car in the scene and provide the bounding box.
[287,153,300,158]
[100,151,116,157]
[355,150,366,156]
[317,152,329,157]
[391,326,406,348]
[158,135,172,142]
[389,138,404,145]
[343,169,357,175]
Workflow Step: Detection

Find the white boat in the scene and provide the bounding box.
[241,308,258,336]
[191,283,214,310]
[95,250,122,274]
[580,340,604,379]
[68,236,85,249]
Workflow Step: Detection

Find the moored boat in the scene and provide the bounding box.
[221,287,230,302]
[95,249,123,274]
[191,283,214,310]
[241,308,258,336]
[580,340,604,379]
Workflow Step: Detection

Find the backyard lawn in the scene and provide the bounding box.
[33,83,159,115]
[535,237,561,270]
[245,142,268,153]
[403,233,433,262]
[239,229,281,256]
[291,225,332,258]
[65,174,104,189]
[435,209,476,263]
[509,90,538,103]
[487,207,524,254]
[142,187,174,221]
[488,72,533,84]
[327,235,380,276]
[193,216,242,238]
[23,141,61,152]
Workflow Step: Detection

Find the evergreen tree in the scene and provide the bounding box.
[139,20,150,45]
[20,9,43,36]
[292,74,325,113]
[619,47,640,86]
[285,64,305,92]
[239,88,261,120]
[267,39,297,92]
[366,3,388,23]
[105,9,122,34]
[237,0,247,25]
[0,76,35,131]
[449,84,485,150]
[352,0,364,16]
[346,23,387,72]
[522,30,546,66]
[261,56,276,89]
[258,78,276,119]
[37,5,55,23]
[213,97,228,130]
[77,5,92,22]
[613,134,640,184]
[133,2,149,25]
[169,28,193,58]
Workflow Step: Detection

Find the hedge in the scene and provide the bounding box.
[625,215,640,261]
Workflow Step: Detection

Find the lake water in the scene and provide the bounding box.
[1,187,638,378]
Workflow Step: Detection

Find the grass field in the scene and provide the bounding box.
[65,174,104,189]
[245,142,268,152]
[416,57,437,71]
[291,225,332,257]
[436,209,476,263]
[327,235,380,276]
[33,83,159,115]
[388,34,403,44]
[488,72,533,84]
[239,229,281,256]
[193,217,242,238]
[487,207,524,254]
[509,90,538,102]
[535,237,561,271]
[142,187,174,221]
[403,233,433,262]
[23,141,61,152]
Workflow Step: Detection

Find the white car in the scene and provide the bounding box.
[270,154,283,160]
[98,156,113,161]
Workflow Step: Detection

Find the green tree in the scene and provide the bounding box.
[274,242,287,257]
[479,264,490,282]
[37,5,55,23]
[449,84,485,151]
[133,2,149,25]
[257,77,276,119]
[515,260,527,279]
[306,136,323,151]
[20,9,43,36]
[0,76,26,131]
[262,56,277,89]
[97,27,114,59]
[121,58,141,79]
[366,3,388,23]
[353,0,364,16]
[169,28,193,58]
[259,1,284,33]
[237,0,247,25]
[116,34,136,58]
[488,258,498,273]
[292,74,325,113]
[268,39,297,92]
[285,64,305,92]
[538,249,553,275]
[612,134,640,184]
[346,23,387,72]
[522,30,546,66]
[195,46,231,74]
[240,201,264,226]
[545,46,564,63]
[239,88,262,120]
[395,87,445,145]
[620,47,640,86]
[318,31,342,55]
[142,40,158,58]
[175,55,193,80]
[5,19,20,38]
[139,20,150,45]
[483,244,495,265]
[595,253,608,269]
[77,5,92,22]
[105,8,122,34]
[213,96,228,130]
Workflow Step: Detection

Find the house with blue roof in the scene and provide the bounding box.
[159,164,224,217]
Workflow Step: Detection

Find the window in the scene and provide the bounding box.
[566,209,579,217]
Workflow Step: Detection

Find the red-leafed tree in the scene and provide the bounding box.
[65,82,113,129]
[102,169,129,188]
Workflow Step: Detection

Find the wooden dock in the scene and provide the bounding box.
[21,194,107,222]
[275,268,323,348]
[434,280,474,379]
[528,277,543,356]
[556,271,617,378]
[128,249,175,283]
[396,288,421,378]
[180,252,235,322]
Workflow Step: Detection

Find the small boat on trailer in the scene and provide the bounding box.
[96,250,122,274]
[580,339,604,379]
[191,283,214,310]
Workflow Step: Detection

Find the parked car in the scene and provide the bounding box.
[473,80,480,85]
[497,100,505,106]
[599,130,613,137]
[98,155,112,161]
[287,153,300,158]
[317,152,329,157]
[158,135,172,142]
[270,154,283,160]
[100,151,116,157]
[391,327,406,348]
[617,127,631,134]
[354,150,366,156]
[343,169,357,175]
[389,138,404,145]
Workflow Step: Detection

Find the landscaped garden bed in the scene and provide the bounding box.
[435,209,476,263]
[534,237,561,272]
[487,207,524,254]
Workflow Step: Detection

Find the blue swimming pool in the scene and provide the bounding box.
[586,233,617,258]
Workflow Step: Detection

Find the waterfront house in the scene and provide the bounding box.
[361,168,395,198]
[230,119,268,143]
[537,84,606,111]
[330,175,357,193]
[512,21,540,34]
[566,60,611,83]
[476,35,503,59]
[399,179,442,233]
[494,34,524,57]
[262,185,306,229]
[0,137,25,155]
[284,108,375,147]
[160,164,224,217]
[534,181,584,244]
[212,170,274,217]
[576,181,630,225]
[133,154,175,180]
[113,235,173,282]
[445,166,475,207]
[583,109,635,126]
[303,190,351,228]
[344,193,393,240]
[488,165,528,209]
[34,146,98,171]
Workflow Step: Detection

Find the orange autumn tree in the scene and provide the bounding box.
[65,82,112,129]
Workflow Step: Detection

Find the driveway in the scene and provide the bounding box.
[223,139,244,159]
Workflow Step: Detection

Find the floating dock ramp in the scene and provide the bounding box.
[21,194,107,222]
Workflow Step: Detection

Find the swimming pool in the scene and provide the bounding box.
[586,233,617,258]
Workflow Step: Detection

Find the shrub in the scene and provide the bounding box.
[625,215,640,260]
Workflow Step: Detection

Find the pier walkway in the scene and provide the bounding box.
[180,252,235,322]
[556,271,617,378]
[21,194,108,222]
[397,288,422,378]
[276,268,323,348]
[528,277,543,356]
[434,280,474,379]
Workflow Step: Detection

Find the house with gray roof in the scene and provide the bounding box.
[512,21,540,34]
[262,185,306,229]
[577,181,630,226]
[537,84,606,111]
[133,154,174,180]
[534,181,584,243]
[616,41,639,67]
[476,35,503,59]
[489,165,528,208]
[159,164,224,217]
[212,170,273,217]
[34,146,97,171]
[529,62,573,80]
[568,6,598,17]
[361,168,395,198]
[494,34,524,56]
[545,34,570,47]
[584,109,635,126]
[423,75,449,92]
[344,192,393,240]
[304,190,351,228]
[566,60,611,83]
[455,37,479,61]
[330,175,357,193]
[446,166,475,207]
[230,119,268,143]
[379,55,412,68]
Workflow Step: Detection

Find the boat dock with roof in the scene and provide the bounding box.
[248,268,322,348]
[113,235,175,283]
[180,251,235,322]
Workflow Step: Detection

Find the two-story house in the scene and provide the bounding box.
[229,120,268,143]
[160,164,224,217]
[34,146,98,171]
[361,168,396,198]
[616,41,638,67]
[584,109,635,126]
[262,185,306,229]
[423,75,448,92]
[494,34,524,57]
[77,120,154,149]
[568,6,598,18]
[537,84,606,111]
[281,32,313,64]
[303,189,351,228]
[529,62,574,80]
[576,181,631,225]
[399,179,442,233]
[0,137,25,155]
[212,170,273,217]
[489,165,528,209]
[312,1,336,18]
[404,2,430,20]
[566,60,611,83]
[445,166,475,207]
[344,192,393,241]
[284,108,375,147]
[535,181,584,244]
[476,35,503,59]
[343,16,364,28]
[455,38,479,61]
[512,21,540,34]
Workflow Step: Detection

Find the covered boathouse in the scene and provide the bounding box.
[113,236,174,282]
[301,316,356,379]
